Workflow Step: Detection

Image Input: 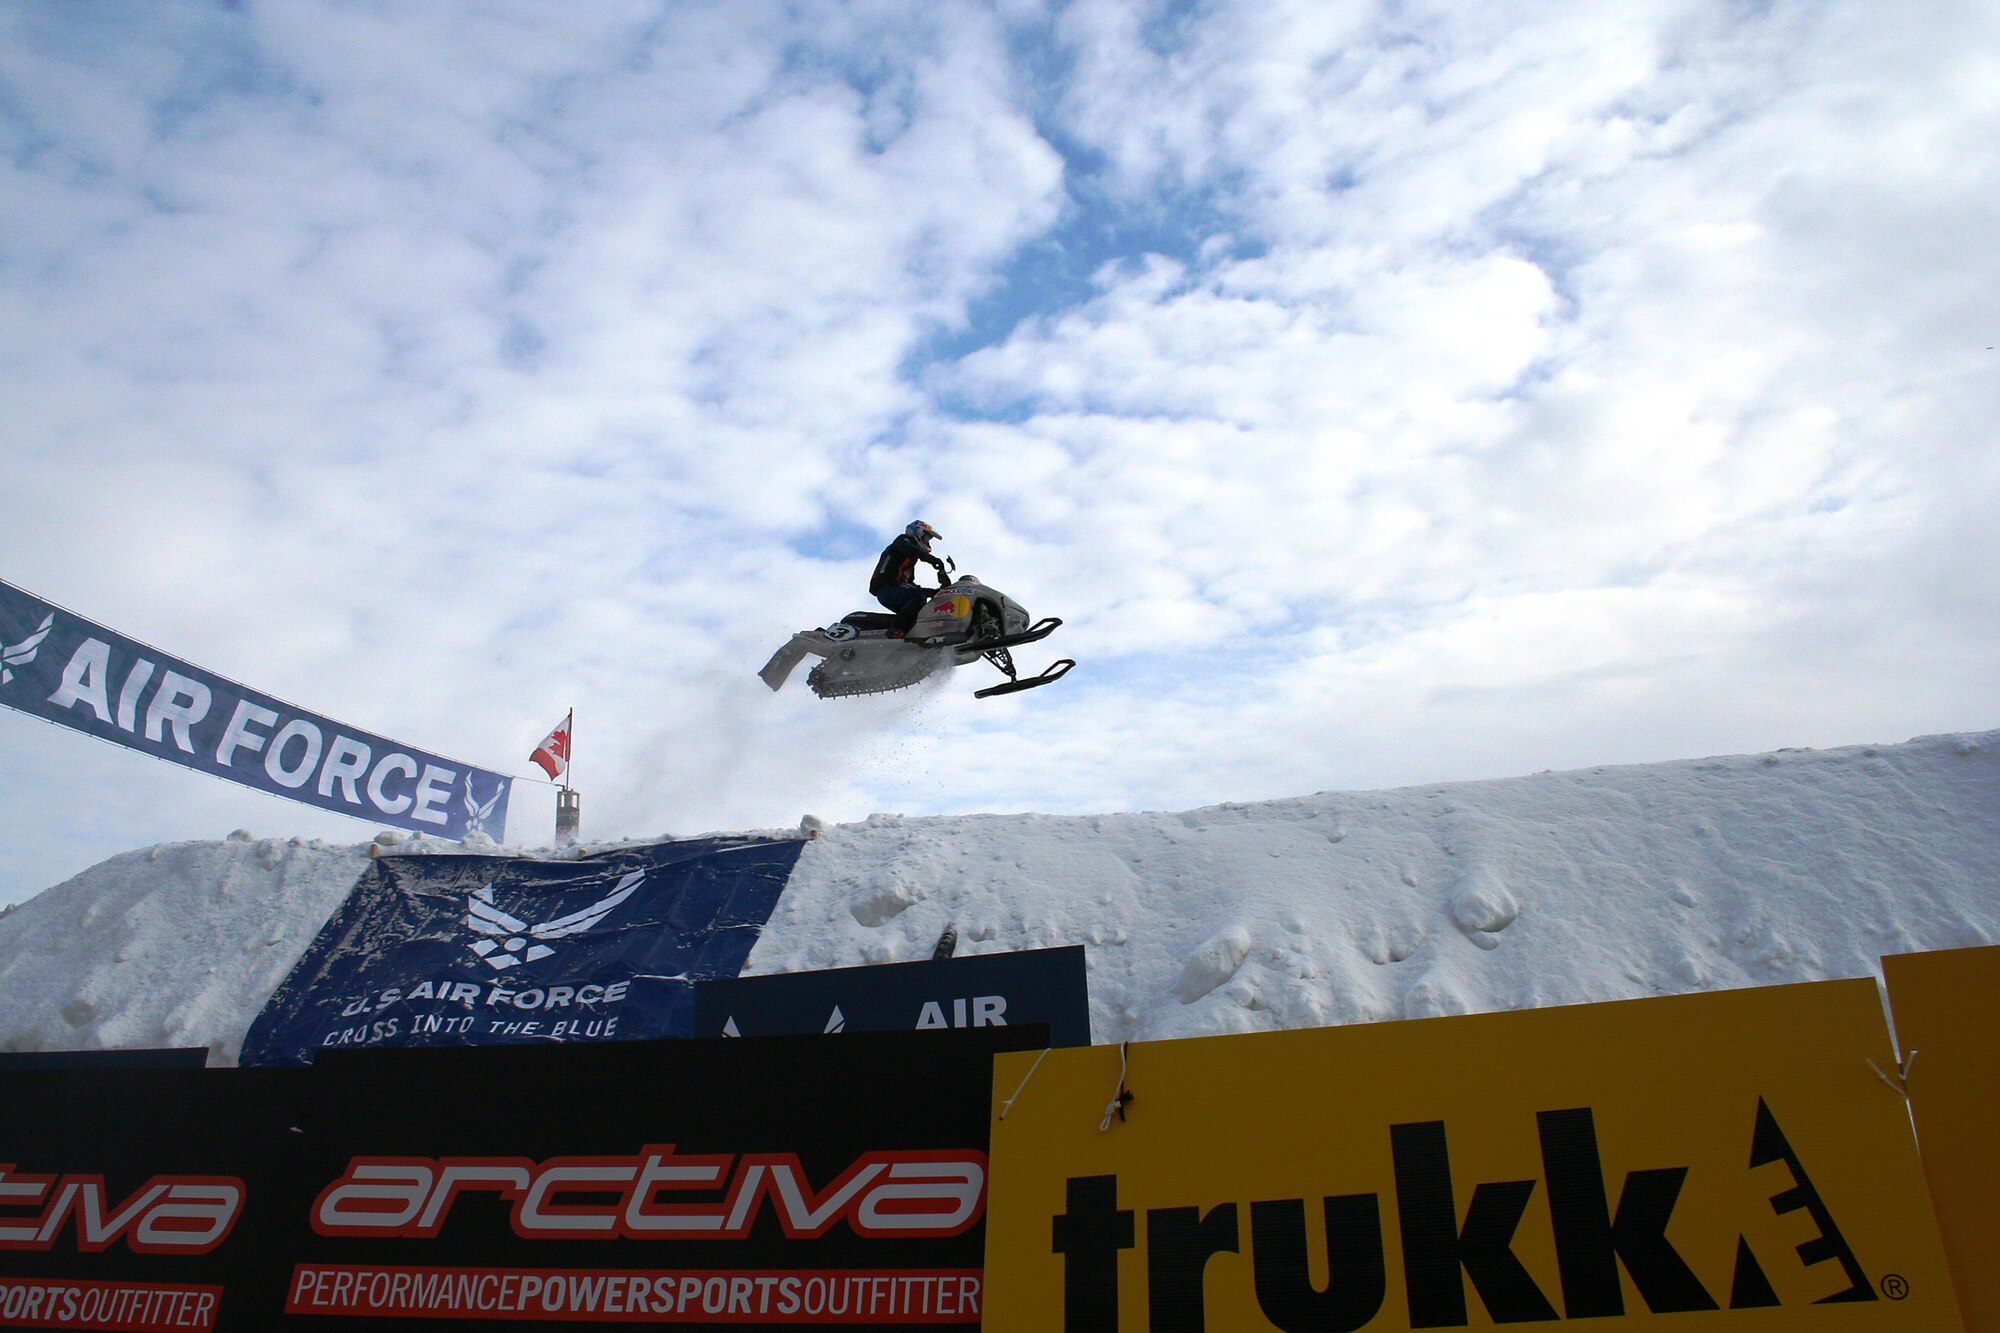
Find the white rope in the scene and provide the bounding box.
[1867,1049,1917,1100]
[1099,1041,1131,1132]
[998,1048,1051,1121]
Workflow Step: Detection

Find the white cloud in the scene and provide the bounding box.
[1,0,1994,902]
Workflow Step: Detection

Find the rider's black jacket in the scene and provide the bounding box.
[870,534,943,595]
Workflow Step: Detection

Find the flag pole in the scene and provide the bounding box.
[555,707,581,846]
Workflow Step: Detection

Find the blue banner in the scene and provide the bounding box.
[239,837,804,1066]
[0,577,512,839]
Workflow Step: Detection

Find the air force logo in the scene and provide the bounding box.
[465,870,644,970]
[461,774,505,837]
[1,613,53,686]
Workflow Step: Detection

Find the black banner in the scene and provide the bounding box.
[695,946,1092,1048]
[0,1030,1040,1329]
[0,1048,208,1070]
[0,1066,306,1330]
[274,1031,1038,1329]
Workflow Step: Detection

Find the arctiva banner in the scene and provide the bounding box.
[0,1033,1035,1329]
[271,1030,1036,1331]
[239,838,803,1067]
[0,1065,306,1331]
[0,578,511,840]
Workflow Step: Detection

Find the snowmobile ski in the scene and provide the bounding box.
[975,658,1075,698]
[948,617,1062,659]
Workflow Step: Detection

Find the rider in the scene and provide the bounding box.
[871,521,948,628]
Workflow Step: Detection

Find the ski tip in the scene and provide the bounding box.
[975,659,1075,698]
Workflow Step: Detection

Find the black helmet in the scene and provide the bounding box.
[905,520,941,549]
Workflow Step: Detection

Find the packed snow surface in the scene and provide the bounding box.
[1,731,1994,1066]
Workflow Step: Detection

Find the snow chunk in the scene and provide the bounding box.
[1404,975,1475,1019]
[1450,865,1519,935]
[1174,925,1254,1004]
[1358,920,1428,965]
[850,873,925,926]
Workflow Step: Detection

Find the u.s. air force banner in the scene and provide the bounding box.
[239,837,804,1067]
[0,577,511,840]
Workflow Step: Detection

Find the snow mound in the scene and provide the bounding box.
[751,730,2000,1043]
[0,837,370,1066]
[0,730,1995,1064]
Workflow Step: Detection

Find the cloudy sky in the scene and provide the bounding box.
[2,0,1994,903]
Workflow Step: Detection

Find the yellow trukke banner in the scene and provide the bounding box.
[1881,944,2000,1332]
[984,979,1961,1332]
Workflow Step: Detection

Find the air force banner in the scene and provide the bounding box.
[239,837,804,1066]
[0,577,512,840]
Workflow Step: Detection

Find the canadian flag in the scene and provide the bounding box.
[530,711,572,781]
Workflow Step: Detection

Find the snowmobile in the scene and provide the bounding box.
[759,565,1073,700]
